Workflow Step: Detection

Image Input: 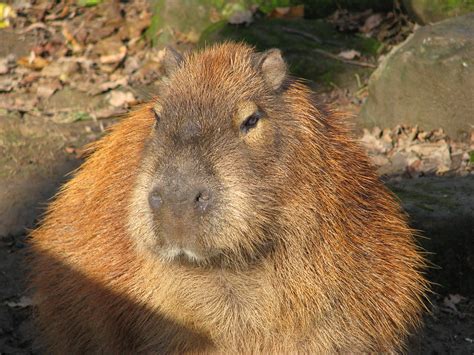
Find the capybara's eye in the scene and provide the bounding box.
[240,111,262,134]
[152,109,161,122]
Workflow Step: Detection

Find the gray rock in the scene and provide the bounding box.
[358,14,474,139]
[402,0,474,25]
[149,0,226,45]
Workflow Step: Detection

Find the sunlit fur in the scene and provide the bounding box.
[29,42,429,353]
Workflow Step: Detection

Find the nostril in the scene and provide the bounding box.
[196,190,210,203]
[195,189,211,211]
[149,190,163,210]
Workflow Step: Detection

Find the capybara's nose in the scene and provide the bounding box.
[149,185,212,214]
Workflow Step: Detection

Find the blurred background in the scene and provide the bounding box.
[0,0,473,353]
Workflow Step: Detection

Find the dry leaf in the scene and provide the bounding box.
[0,57,10,74]
[88,77,128,96]
[269,5,304,19]
[228,9,252,25]
[0,3,17,28]
[100,45,127,65]
[4,296,34,308]
[108,90,135,107]
[17,52,49,70]
[62,26,83,53]
[443,294,467,313]
[360,13,383,34]
[338,49,361,60]
[91,106,126,119]
[41,61,79,78]
[36,80,62,99]
[0,77,15,92]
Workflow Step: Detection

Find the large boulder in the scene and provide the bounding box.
[147,0,251,45]
[359,14,474,139]
[403,0,474,24]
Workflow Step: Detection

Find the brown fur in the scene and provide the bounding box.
[29,43,428,354]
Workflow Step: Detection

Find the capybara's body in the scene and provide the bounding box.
[30,43,427,353]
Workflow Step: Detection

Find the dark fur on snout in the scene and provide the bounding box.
[29,43,429,353]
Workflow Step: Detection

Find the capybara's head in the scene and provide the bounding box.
[129,44,308,265]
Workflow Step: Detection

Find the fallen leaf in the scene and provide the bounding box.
[77,0,102,6]
[36,79,62,99]
[0,3,16,28]
[370,154,389,167]
[17,52,49,70]
[62,26,83,53]
[4,296,34,308]
[88,77,128,96]
[338,49,361,60]
[443,294,466,313]
[227,9,253,25]
[269,5,304,19]
[100,45,127,65]
[360,13,383,34]
[108,90,135,107]
[0,57,10,74]
[91,106,126,119]
[0,77,15,92]
[41,61,79,79]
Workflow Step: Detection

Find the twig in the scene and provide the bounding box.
[282,26,341,46]
[282,27,322,44]
[18,22,54,34]
[312,48,376,68]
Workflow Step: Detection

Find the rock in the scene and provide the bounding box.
[402,0,474,25]
[369,154,390,167]
[359,14,474,139]
[360,128,393,154]
[148,0,225,45]
[377,151,412,176]
[107,90,135,108]
[406,139,452,174]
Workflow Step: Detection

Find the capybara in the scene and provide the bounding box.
[29,42,428,353]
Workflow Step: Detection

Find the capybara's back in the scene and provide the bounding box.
[30,43,428,353]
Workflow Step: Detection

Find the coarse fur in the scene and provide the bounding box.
[29,42,428,354]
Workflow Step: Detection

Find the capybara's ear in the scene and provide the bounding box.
[162,47,184,76]
[255,49,287,91]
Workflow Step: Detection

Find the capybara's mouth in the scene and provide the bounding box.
[158,246,206,263]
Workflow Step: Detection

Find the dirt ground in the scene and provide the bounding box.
[1,1,473,353]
